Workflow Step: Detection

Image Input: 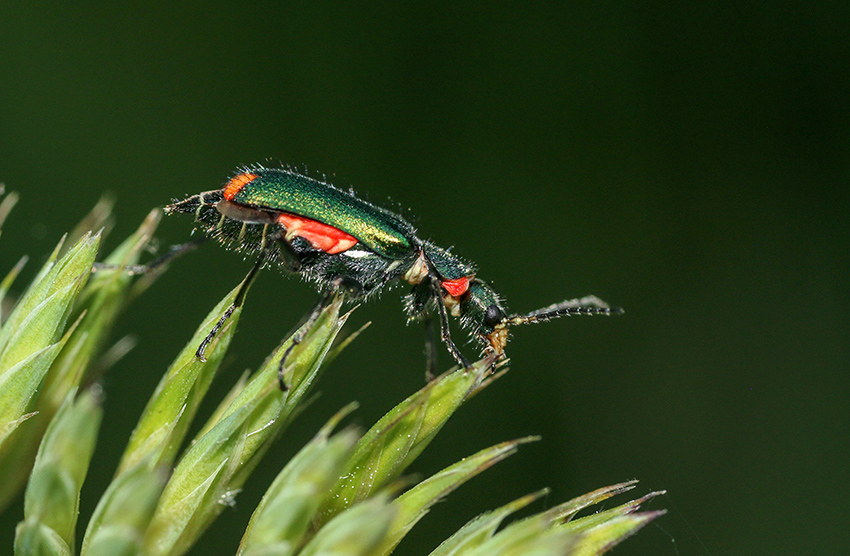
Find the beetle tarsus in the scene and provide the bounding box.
[196,254,264,362]
[197,303,235,362]
[93,237,207,276]
[276,285,341,391]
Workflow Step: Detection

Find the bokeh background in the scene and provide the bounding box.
[1,3,847,555]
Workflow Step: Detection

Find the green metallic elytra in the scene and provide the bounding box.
[229,170,416,259]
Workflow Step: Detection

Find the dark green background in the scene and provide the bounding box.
[1,3,847,555]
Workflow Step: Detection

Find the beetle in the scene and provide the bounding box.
[165,165,621,386]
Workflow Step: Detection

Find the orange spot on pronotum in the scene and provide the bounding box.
[277,213,358,254]
[223,173,259,200]
[441,276,470,297]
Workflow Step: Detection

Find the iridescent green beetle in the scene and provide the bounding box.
[167,165,620,384]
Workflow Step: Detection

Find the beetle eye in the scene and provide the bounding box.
[484,304,503,328]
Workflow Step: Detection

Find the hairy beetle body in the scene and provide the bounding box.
[166,165,620,373]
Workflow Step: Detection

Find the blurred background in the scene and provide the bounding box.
[1,2,847,554]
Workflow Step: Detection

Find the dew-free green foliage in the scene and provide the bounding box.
[0,202,161,511]
[0,191,664,556]
[14,388,103,555]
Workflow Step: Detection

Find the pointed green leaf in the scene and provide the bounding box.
[299,495,396,556]
[81,462,167,556]
[320,357,498,523]
[450,485,665,556]
[143,295,349,556]
[201,293,350,489]
[0,188,19,240]
[238,416,358,556]
[0,284,79,374]
[0,232,99,370]
[428,490,549,556]
[460,509,570,556]
[0,311,85,509]
[376,437,537,556]
[0,256,28,324]
[1,334,79,496]
[322,319,370,368]
[0,342,66,446]
[42,209,160,410]
[18,389,102,552]
[14,521,72,556]
[117,274,248,475]
[143,401,257,556]
[559,490,666,535]
[548,481,639,523]
[66,194,115,250]
[0,214,162,512]
[569,510,666,556]
[193,370,249,441]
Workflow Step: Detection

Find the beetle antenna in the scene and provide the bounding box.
[505,295,623,326]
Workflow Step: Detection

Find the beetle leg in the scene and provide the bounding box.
[276,277,355,390]
[92,237,208,276]
[264,227,303,272]
[422,313,438,381]
[195,226,306,367]
[195,227,311,374]
[430,277,472,370]
[196,252,264,361]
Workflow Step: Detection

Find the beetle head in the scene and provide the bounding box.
[459,279,510,354]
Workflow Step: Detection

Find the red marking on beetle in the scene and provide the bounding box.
[441,277,470,297]
[223,173,259,200]
[277,213,358,254]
